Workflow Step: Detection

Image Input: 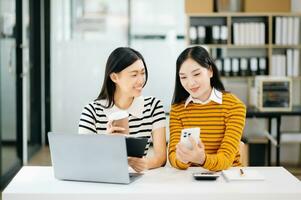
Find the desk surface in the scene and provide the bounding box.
[2,166,301,200]
[246,105,301,117]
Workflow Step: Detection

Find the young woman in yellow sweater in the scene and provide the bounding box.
[168,46,246,171]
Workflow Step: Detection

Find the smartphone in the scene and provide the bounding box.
[193,172,220,181]
[180,128,200,149]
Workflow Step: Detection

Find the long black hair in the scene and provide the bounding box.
[172,46,225,104]
[96,47,148,108]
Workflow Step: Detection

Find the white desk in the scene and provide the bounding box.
[2,166,301,200]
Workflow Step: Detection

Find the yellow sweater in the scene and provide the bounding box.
[168,92,246,171]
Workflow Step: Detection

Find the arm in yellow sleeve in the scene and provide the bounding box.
[203,102,246,171]
[168,105,190,170]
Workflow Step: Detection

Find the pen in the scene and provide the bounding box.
[240,168,244,176]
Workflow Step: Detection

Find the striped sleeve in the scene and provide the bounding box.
[78,103,97,134]
[151,98,166,131]
[168,105,191,170]
[203,100,246,171]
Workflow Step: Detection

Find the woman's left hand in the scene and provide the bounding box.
[176,137,206,165]
[128,157,148,173]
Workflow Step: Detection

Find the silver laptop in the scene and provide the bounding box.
[48,132,142,184]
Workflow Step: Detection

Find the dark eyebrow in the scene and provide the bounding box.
[179,68,201,75]
[192,68,201,73]
[129,68,145,73]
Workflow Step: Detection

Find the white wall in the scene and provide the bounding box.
[132,40,186,112]
[130,0,186,112]
[51,0,185,132]
[51,0,128,133]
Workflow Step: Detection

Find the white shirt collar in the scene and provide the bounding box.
[184,88,223,108]
[99,96,144,119]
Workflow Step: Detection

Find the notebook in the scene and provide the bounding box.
[222,168,265,181]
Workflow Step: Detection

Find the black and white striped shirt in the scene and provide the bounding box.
[78,96,166,155]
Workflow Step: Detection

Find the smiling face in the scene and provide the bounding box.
[179,58,213,101]
[110,59,146,98]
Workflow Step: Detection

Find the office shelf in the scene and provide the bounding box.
[186,12,301,108]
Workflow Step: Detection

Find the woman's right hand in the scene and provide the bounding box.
[106,121,126,134]
[128,157,148,173]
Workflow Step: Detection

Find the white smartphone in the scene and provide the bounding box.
[180,128,200,150]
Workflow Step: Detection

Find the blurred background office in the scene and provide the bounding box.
[1,0,301,189]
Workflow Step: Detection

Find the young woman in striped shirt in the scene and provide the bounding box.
[168,46,246,171]
[79,47,166,172]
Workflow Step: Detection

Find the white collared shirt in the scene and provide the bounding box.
[101,96,145,119]
[184,88,223,108]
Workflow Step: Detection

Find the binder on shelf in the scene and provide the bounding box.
[245,23,251,45]
[231,58,239,76]
[287,17,294,45]
[223,58,231,77]
[259,23,265,45]
[293,49,300,77]
[259,57,267,75]
[232,58,239,76]
[212,25,220,44]
[189,26,198,44]
[220,26,228,44]
[281,17,288,45]
[286,49,293,76]
[240,58,248,76]
[197,26,206,44]
[233,23,239,45]
[211,48,218,59]
[275,17,281,44]
[293,17,300,45]
[276,55,281,76]
[215,59,223,75]
[240,23,245,45]
[272,54,287,77]
[274,55,285,76]
[250,57,258,76]
[205,26,213,43]
[280,55,287,76]
[271,55,277,76]
[252,23,260,45]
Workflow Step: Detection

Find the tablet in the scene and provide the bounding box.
[125,137,148,158]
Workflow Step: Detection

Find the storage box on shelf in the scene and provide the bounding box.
[185,0,213,14]
[254,76,292,112]
[243,0,291,13]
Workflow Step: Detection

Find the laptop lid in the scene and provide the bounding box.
[48,132,131,184]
